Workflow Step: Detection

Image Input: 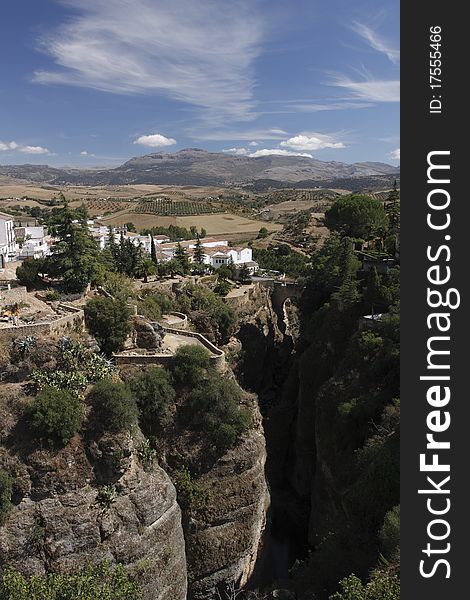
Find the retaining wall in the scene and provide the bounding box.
[115,324,226,372]
[0,304,84,343]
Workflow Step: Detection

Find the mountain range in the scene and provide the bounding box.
[0,148,399,189]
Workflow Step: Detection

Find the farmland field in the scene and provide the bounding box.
[101,211,282,236]
[134,197,223,216]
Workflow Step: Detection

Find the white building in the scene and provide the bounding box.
[16,226,51,259]
[0,213,17,266]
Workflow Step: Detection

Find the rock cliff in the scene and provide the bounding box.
[0,385,187,600]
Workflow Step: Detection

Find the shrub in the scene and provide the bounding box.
[88,379,139,433]
[28,387,84,446]
[84,297,132,356]
[0,562,141,600]
[0,470,13,525]
[188,376,252,451]
[32,370,88,396]
[96,484,118,511]
[329,570,400,600]
[213,279,231,297]
[44,288,60,301]
[174,467,209,511]
[170,345,213,387]
[379,505,400,561]
[137,439,158,471]
[130,367,175,433]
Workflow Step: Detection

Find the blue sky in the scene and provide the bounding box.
[0,0,399,167]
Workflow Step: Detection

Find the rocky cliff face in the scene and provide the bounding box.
[185,420,269,599]
[0,386,187,600]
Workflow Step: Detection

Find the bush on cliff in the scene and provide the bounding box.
[188,375,252,451]
[170,345,213,388]
[28,386,84,446]
[0,562,141,600]
[329,570,400,600]
[0,469,13,525]
[88,379,139,433]
[130,367,175,434]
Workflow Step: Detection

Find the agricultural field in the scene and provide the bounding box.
[69,198,136,216]
[134,197,223,216]
[101,211,282,237]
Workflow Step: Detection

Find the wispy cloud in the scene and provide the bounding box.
[290,101,373,112]
[0,140,51,154]
[389,148,400,160]
[134,133,177,148]
[33,0,263,123]
[193,128,288,142]
[280,133,345,151]
[328,73,399,102]
[249,148,313,158]
[352,21,400,64]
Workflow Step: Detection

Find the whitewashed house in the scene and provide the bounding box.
[0,213,17,266]
[16,226,51,259]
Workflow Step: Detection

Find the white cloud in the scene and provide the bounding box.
[249,141,259,146]
[249,148,313,158]
[280,133,345,151]
[0,141,19,151]
[223,147,248,156]
[33,0,263,122]
[0,140,50,154]
[352,21,400,64]
[329,73,399,102]
[19,145,50,155]
[134,134,177,148]
[80,150,89,155]
[389,148,400,160]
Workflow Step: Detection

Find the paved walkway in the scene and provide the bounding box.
[163,332,207,353]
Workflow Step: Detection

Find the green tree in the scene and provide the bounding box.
[150,235,158,265]
[171,345,213,387]
[28,386,84,446]
[15,258,45,288]
[217,265,232,280]
[325,195,389,240]
[0,470,13,525]
[113,236,145,278]
[131,367,175,433]
[174,243,190,274]
[84,297,132,355]
[88,379,139,433]
[238,263,251,283]
[193,237,205,267]
[124,222,136,232]
[257,226,269,239]
[200,227,207,238]
[46,201,100,293]
[136,257,156,283]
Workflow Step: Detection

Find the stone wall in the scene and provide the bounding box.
[0,305,84,344]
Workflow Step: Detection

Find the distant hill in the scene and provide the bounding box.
[0,148,399,189]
